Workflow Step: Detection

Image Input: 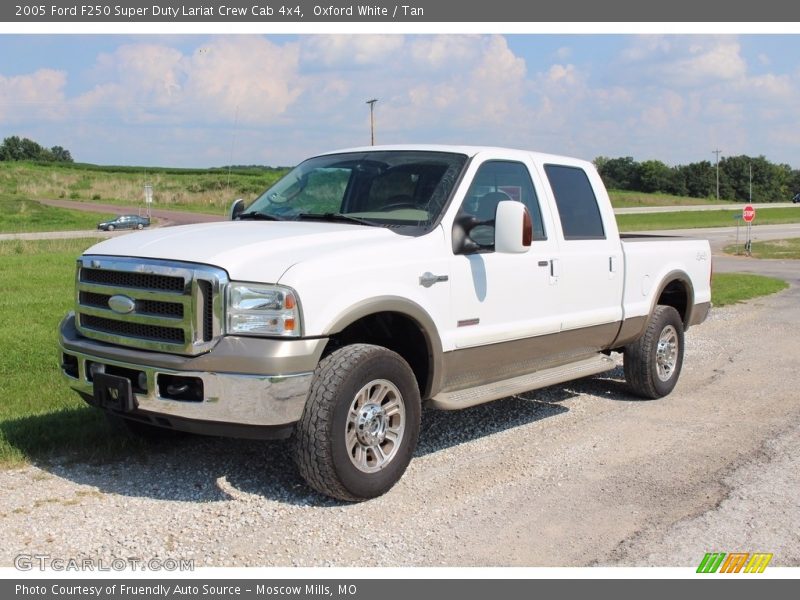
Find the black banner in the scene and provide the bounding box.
[4,579,799,600]
[3,0,800,22]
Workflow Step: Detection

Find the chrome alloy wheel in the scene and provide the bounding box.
[656,325,679,382]
[345,379,405,473]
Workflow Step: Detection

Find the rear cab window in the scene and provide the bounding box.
[544,164,605,240]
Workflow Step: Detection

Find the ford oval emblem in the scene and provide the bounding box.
[108,295,136,314]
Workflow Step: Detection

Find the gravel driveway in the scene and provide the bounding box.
[2,277,798,568]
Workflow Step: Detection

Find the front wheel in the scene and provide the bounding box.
[107,224,114,231]
[292,344,421,502]
[624,305,685,399]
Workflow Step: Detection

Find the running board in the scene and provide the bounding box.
[430,354,616,410]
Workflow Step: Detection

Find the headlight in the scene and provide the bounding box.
[226,283,301,337]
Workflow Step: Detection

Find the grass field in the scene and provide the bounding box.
[0,196,115,233]
[0,238,154,466]
[616,207,800,231]
[711,273,789,306]
[0,237,790,466]
[608,189,730,208]
[0,161,288,214]
[723,238,800,259]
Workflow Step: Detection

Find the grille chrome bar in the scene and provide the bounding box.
[77,304,188,327]
[77,281,191,303]
[75,256,228,356]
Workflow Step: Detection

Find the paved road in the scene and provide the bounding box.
[615,202,797,214]
[636,223,800,251]
[38,199,226,226]
[0,200,223,241]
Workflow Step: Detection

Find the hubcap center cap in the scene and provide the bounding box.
[356,404,386,446]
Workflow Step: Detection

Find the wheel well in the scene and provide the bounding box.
[323,312,431,397]
[657,279,690,325]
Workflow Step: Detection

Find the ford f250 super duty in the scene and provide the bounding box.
[59,146,712,501]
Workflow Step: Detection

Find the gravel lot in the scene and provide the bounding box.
[2,281,798,568]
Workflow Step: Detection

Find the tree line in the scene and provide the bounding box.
[0,136,73,163]
[595,155,800,203]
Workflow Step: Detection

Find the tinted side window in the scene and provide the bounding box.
[544,164,605,240]
[459,160,546,243]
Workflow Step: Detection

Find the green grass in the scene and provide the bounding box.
[609,189,730,208]
[0,238,155,466]
[616,207,800,231]
[711,273,789,307]
[0,196,115,233]
[0,160,288,214]
[723,238,800,259]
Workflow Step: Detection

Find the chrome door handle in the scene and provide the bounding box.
[419,272,449,288]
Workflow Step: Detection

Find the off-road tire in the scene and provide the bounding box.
[624,305,685,399]
[292,344,421,502]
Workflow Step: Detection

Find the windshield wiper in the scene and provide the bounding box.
[296,213,374,226]
[237,212,283,221]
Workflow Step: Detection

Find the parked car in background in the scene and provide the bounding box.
[792,193,800,204]
[97,215,151,231]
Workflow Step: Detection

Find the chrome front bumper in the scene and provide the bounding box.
[59,314,324,431]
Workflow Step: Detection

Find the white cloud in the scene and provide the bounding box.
[75,37,302,125]
[302,35,405,68]
[0,69,67,122]
[622,35,747,87]
[388,35,528,131]
[408,35,483,70]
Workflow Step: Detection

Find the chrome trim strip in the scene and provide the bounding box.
[78,282,190,303]
[61,348,311,427]
[74,324,185,351]
[78,304,186,326]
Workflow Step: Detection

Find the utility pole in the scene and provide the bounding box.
[366,98,378,146]
[712,149,722,201]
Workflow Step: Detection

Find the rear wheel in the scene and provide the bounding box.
[624,305,685,399]
[136,223,144,230]
[292,344,421,501]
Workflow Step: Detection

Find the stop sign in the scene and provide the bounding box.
[743,204,756,223]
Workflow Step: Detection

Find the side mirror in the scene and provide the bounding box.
[494,201,532,253]
[229,198,245,220]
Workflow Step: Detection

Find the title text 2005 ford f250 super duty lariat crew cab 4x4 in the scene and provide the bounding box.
[59,146,711,501]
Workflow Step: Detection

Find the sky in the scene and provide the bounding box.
[0,34,798,168]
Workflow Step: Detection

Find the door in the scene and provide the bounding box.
[541,163,623,338]
[447,159,561,350]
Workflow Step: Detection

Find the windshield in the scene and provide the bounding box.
[241,151,468,232]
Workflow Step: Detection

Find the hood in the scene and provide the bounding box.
[84,221,401,282]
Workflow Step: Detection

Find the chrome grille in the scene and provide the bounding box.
[80,268,184,292]
[75,256,228,355]
[80,314,185,344]
[79,291,184,318]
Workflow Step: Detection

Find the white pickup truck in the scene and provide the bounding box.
[59,145,711,501]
